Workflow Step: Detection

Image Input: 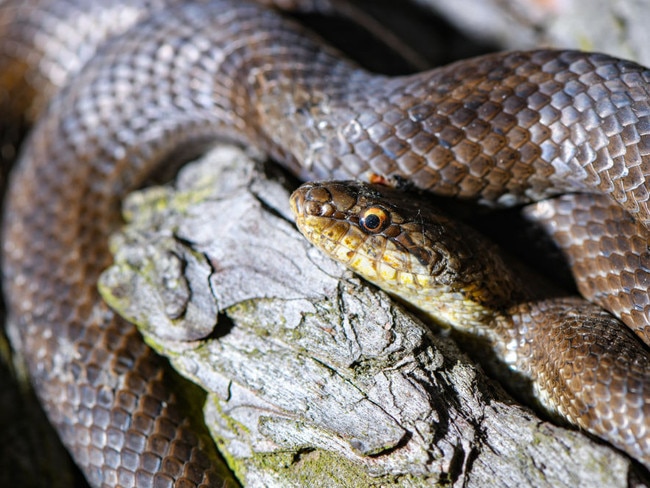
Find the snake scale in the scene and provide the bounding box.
[3,0,650,484]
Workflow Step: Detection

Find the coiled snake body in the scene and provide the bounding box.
[3,0,650,484]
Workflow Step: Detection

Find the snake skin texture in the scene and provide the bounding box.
[521,194,650,344]
[290,180,650,469]
[4,0,650,483]
[0,0,340,164]
[0,0,186,174]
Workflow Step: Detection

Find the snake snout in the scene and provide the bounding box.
[290,182,340,219]
[289,186,307,217]
[291,186,327,220]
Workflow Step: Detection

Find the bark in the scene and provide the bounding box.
[414,0,650,66]
[100,145,647,487]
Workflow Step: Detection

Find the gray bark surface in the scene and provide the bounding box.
[100,145,647,487]
[415,0,650,65]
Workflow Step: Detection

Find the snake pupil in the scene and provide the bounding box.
[364,214,381,229]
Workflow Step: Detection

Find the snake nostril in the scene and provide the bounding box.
[305,200,323,216]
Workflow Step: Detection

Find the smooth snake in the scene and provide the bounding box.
[3,0,650,484]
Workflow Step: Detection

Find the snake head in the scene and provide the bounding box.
[290,180,520,331]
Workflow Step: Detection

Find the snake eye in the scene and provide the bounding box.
[359,207,390,233]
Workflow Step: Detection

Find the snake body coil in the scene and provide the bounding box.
[3,0,650,483]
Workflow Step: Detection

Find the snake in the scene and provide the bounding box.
[3,0,650,484]
[290,180,650,469]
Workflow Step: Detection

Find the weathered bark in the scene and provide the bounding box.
[100,145,648,487]
[414,0,650,66]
